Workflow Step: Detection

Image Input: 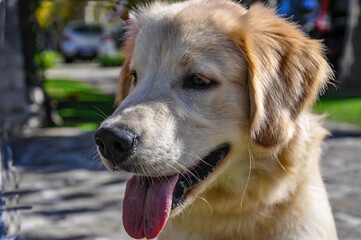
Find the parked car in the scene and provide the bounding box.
[60,21,104,63]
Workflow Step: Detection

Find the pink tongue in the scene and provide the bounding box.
[123,174,179,239]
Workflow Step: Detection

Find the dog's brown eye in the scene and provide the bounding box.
[130,71,137,86]
[183,75,217,90]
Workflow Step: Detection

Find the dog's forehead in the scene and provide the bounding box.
[126,0,249,93]
[134,14,226,65]
[133,4,246,80]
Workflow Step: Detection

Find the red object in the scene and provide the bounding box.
[61,34,72,42]
[316,0,331,32]
[102,35,113,42]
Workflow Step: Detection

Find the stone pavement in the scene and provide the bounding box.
[9,128,133,240]
[7,124,361,240]
[323,138,361,239]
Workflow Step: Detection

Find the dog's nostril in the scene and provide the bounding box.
[95,136,111,159]
[95,138,105,150]
[114,141,129,152]
[113,135,133,153]
[113,141,122,151]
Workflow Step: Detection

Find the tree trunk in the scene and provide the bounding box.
[17,0,55,127]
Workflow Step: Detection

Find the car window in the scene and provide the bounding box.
[73,25,103,35]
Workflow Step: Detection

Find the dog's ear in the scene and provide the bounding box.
[116,19,138,105]
[231,4,332,147]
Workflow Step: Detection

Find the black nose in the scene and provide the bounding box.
[95,127,138,163]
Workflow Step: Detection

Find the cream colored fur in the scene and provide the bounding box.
[102,0,338,239]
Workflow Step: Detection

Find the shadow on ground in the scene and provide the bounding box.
[9,129,134,240]
[10,131,99,173]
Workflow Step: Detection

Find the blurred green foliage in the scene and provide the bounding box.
[314,98,361,127]
[35,51,63,69]
[97,54,126,67]
[44,78,115,131]
[35,0,87,30]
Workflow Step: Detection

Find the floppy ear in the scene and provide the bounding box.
[232,4,332,147]
[116,19,138,105]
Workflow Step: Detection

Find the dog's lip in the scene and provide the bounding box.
[171,143,231,209]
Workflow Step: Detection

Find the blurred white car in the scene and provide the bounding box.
[60,21,104,63]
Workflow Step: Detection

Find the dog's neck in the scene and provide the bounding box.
[162,113,329,239]
[199,113,327,211]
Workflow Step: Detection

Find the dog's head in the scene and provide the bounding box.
[95,0,331,238]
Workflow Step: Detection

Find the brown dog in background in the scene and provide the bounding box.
[95,0,338,239]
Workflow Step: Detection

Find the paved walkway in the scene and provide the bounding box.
[10,129,134,240]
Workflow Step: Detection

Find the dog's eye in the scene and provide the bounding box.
[183,75,217,90]
[130,70,137,86]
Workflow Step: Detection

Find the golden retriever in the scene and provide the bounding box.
[95,0,338,239]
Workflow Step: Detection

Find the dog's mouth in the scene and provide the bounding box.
[122,144,230,239]
[171,144,231,209]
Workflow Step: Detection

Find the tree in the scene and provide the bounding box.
[18,0,56,126]
[35,0,88,50]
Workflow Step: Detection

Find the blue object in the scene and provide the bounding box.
[278,0,295,17]
[300,0,319,10]
[277,0,320,33]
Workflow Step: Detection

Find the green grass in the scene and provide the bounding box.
[36,50,64,69]
[44,78,115,131]
[314,98,361,127]
[97,54,126,67]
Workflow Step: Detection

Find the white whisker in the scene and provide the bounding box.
[241,146,253,208]
[183,150,213,168]
[92,105,108,120]
[172,161,203,184]
[275,155,286,171]
[199,197,213,215]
